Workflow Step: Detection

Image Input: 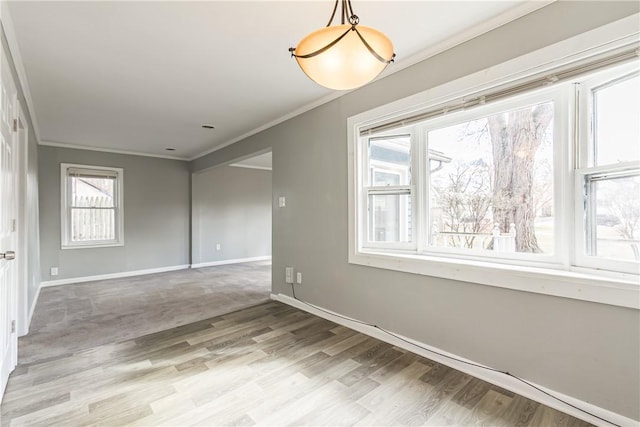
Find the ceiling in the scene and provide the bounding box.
[6,1,540,161]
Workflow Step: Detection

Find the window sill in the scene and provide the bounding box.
[349,250,639,309]
[61,242,124,250]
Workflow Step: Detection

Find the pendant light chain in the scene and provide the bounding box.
[326,0,339,27]
[335,0,356,27]
[346,0,356,24]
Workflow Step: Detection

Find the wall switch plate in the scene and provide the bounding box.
[216,243,221,250]
[51,267,59,276]
[285,267,294,284]
[296,272,302,284]
[278,196,286,208]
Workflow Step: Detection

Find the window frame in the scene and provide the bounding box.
[574,165,640,275]
[60,163,124,249]
[362,129,416,251]
[347,16,640,309]
[573,64,640,275]
[417,88,570,266]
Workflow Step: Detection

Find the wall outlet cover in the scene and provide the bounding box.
[51,267,59,276]
[285,267,294,284]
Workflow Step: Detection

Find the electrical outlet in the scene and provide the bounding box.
[50,267,58,276]
[285,267,294,284]
[216,243,221,251]
[296,272,302,284]
[278,196,286,208]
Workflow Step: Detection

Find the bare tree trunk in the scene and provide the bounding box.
[487,104,553,253]
[488,114,514,235]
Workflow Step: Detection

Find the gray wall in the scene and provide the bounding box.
[2,22,41,332]
[192,165,271,265]
[192,1,640,420]
[39,146,190,281]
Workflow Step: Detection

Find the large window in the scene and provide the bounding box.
[426,99,556,258]
[61,164,124,248]
[352,57,639,281]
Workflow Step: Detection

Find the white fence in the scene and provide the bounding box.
[431,223,517,252]
[492,223,516,252]
[71,196,115,242]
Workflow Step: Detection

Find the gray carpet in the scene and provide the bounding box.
[19,261,271,365]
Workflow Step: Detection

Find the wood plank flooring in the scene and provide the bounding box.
[1,301,593,426]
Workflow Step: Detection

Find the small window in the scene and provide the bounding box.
[575,66,640,274]
[584,171,639,262]
[364,133,414,247]
[61,164,124,248]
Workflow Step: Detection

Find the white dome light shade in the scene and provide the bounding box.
[292,24,394,91]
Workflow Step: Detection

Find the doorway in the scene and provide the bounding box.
[191,149,273,298]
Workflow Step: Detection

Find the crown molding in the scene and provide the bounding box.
[187,89,345,161]
[39,140,189,161]
[1,1,42,144]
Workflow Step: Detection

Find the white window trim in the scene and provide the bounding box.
[574,163,640,275]
[347,14,640,309]
[572,64,640,275]
[60,163,124,249]
[363,129,415,250]
[417,87,569,265]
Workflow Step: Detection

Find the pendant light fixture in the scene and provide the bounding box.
[289,0,395,91]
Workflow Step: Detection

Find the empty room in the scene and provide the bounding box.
[0,1,638,426]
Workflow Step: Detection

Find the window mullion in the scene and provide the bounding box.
[416,126,427,253]
[556,84,576,269]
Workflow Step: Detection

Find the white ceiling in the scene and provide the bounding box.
[6,1,540,160]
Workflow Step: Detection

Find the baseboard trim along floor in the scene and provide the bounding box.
[40,264,191,288]
[271,293,635,427]
[191,256,272,269]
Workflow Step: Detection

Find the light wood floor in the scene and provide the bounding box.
[1,301,593,426]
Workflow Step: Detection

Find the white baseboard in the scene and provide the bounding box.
[271,293,636,427]
[40,264,191,288]
[191,256,271,269]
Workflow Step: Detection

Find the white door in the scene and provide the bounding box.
[0,47,18,402]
